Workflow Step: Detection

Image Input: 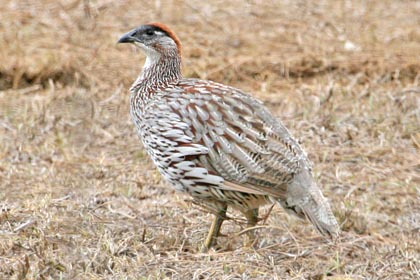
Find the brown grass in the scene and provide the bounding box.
[1,0,419,279]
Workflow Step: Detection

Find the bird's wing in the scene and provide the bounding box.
[162,79,312,199]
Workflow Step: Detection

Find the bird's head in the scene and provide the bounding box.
[118,23,181,58]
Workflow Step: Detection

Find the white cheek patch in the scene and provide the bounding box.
[133,41,158,56]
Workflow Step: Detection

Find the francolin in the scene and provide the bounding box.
[118,23,340,250]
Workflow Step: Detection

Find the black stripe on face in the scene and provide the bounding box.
[139,25,170,38]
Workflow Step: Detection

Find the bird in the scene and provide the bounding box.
[117,22,340,250]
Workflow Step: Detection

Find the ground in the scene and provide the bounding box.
[0,0,419,279]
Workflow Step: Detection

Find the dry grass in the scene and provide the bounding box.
[1,0,419,279]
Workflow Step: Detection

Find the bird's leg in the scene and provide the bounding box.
[243,208,259,247]
[202,204,227,251]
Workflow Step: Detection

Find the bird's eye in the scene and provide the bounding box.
[145,30,155,36]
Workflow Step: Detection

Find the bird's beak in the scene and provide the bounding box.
[117,30,136,44]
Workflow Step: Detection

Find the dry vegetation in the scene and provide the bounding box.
[1,0,419,279]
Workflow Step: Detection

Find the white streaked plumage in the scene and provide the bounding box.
[118,22,340,248]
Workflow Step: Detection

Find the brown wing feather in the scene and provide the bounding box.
[167,79,309,199]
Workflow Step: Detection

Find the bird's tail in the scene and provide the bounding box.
[280,169,340,239]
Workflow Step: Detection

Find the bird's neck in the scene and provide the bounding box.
[130,50,182,107]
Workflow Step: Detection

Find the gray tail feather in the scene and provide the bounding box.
[281,170,340,239]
